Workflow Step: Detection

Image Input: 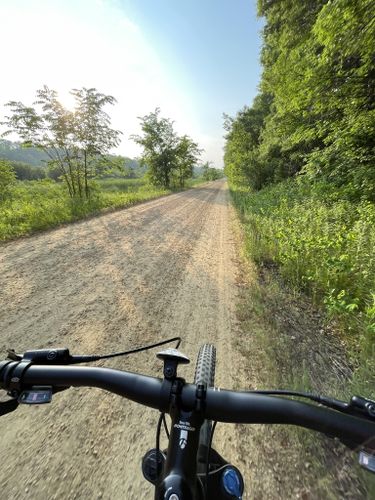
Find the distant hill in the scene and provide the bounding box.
[0,139,50,166]
[194,166,204,177]
[0,139,143,177]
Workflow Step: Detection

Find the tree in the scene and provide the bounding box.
[202,161,224,181]
[0,139,49,165]
[174,135,202,187]
[225,0,375,199]
[224,93,272,189]
[131,108,179,188]
[0,160,16,201]
[2,86,122,198]
[4,160,46,181]
[256,0,375,197]
[71,88,122,197]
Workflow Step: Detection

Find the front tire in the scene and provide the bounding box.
[194,344,216,473]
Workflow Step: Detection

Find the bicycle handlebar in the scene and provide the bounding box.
[2,363,374,450]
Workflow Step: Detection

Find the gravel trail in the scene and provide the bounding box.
[0,180,248,499]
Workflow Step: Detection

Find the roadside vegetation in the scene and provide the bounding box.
[225,0,374,496]
[0,162,212,242]
[0,175,170,241]
[0,89,224,242]
[225,0,374,383]
[232,181,375,392]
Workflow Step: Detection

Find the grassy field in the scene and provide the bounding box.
[0,177,204,242]
[98,177,146,192]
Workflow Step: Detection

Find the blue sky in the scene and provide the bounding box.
[0,0,263,166]
[126,0,263,133]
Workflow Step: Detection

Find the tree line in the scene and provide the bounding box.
[224,0,374,201]
[0,139,145,181]
[1,86,217,199]
[0,139,50,165]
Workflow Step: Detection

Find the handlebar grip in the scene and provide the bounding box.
[0,360,14,380]
[0,361,19,391]
[200,388,375,449]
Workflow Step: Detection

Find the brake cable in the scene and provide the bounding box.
[247,389,375,421]
[6,336,182,365]
[1,337,182,411]
[205,421,217,498]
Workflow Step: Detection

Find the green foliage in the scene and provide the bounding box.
[231,179,375,387]
[226,1,375,199]
[226,4,374,490]
[2,86,122,199]
[202,162,224,181]
[173,135,202,187]
[0,139,50,166]
[70,87,123,197]
[0,160,16,201]
[0,174,207,242]
[102,155,144,178]
[226,0,375,387]
[98,177,145,192]
[131,109,178,188]
[224,93,272,188]
[131,108,201,188]
[0,140,144,179]
[0,179,168,241]
[0,158,46,181]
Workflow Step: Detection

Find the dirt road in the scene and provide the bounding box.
[0,180,248,499]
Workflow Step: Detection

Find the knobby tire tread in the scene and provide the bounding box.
[194,344,216,473]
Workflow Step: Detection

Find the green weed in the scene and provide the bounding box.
[230,179,375,392]
[0,179,168,241]
[0,177,207,242]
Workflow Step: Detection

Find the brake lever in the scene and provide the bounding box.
[349,396,375,420]
[318,394,375,421]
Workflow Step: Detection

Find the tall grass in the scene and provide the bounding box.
[0,176,206,242]
[231,180,375,393]
[98,177,145,192]
[0,179,168,241]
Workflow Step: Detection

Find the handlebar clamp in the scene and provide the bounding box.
[195,383,206,412]
[7,360,33,398]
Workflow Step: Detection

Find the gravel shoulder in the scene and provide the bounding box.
[0,180,247,499]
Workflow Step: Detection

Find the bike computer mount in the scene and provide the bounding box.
[156,348,190,379]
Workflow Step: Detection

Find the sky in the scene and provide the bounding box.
[0,0,263,167]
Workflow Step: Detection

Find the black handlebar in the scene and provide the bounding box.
[2,363,374,450]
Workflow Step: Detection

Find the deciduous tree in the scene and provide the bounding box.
[174,135,202,187]
[2,86,121,198]
[132,108,202,189]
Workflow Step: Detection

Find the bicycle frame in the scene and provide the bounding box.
[155,405,205,499]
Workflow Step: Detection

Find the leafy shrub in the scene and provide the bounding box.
[230,179,375,384]
[0,160,16,201]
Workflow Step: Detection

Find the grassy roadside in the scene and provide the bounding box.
[230,180,375,394]
[229,184,375,498]
[0,177,205,242]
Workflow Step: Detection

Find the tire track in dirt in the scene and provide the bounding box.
[0,180,247,499]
